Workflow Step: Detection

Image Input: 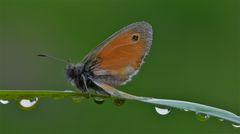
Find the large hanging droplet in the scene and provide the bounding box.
[232,124,240,128]
[19,97,38,110]
[155,106,171,115]
[0,100,9,104]
[195,112,210,121]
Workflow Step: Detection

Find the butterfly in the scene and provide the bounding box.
[65,21,153,96]
[37,21,153,97]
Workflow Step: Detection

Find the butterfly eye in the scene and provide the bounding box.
[131,34,140,41]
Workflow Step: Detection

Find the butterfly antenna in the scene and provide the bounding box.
[37,53,69,64]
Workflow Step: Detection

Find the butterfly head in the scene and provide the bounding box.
[65,63,84,81]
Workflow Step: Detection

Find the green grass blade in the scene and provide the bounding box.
[0,89,239,124]
[136,97,240,124]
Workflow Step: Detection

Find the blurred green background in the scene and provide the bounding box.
[0,0,239,133]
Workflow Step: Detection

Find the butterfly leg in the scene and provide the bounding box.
[81,74,95,98]
[95,86,111,96]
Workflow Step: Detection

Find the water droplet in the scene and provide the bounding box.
[183,109,189,112]
[155,107,170,115]
[195,113,210,121]
[113,99,125,106]
[0,100,9,104]
[219,119,224,122]
[52,95,64,100]
[232,124,240,128]
[71,96,84,103]
[93,97,105,104]
[64,90,74,93]
[19,97,38,110]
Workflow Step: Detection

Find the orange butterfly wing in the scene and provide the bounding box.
[83,21,152,86]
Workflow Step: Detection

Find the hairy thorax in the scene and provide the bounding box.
[65,63,90,91]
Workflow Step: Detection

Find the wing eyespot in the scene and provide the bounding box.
[131,34,140,42]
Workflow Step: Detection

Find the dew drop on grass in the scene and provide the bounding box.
[19,97,38,110]
[195,112,210,121]
[0,100,9,104]
[113,99,125,106]
[155,107,171,115]
[71,96,84,103]
[183,109,189,112]
[232,124,240,128]
[93,97,105,104]
[64,90,74,93]
[219,119,224,122]
[52,95,65,100]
